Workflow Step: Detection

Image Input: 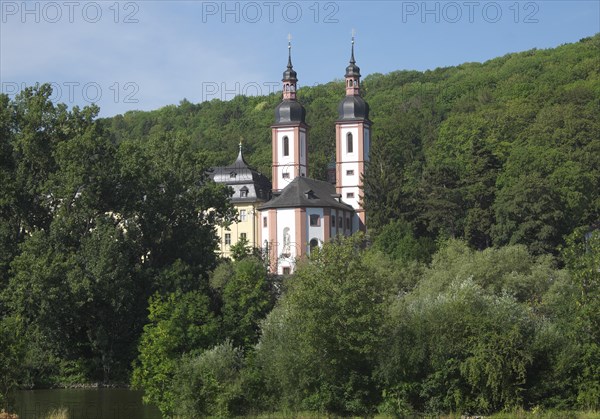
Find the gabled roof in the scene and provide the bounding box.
[259,176,354,211]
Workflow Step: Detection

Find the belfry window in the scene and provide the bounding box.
[283,136,289,156]
[347,133,353,153]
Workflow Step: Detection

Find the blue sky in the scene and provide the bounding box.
[1,0,598,117]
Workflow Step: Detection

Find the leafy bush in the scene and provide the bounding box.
[172,341,244,418]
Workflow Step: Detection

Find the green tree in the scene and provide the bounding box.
[257,234,386,415]
[221,256,274,348]
[131,291,219,416]
[493,172,565,255]
[229,236,251,261]
[562,229,600,409]
[172,341,245,418]
[0,315,26,413]
[380,277,536,415]
[372,219,436,265]
[116,133,235,288]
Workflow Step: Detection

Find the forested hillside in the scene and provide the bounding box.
[106,34,599,255]
[0,35,598,417]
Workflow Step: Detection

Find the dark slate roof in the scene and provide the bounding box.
[274,100,306,125]
[345,43,361,77]
[282,51,297,82]
[209,148,272,203]
[337,95,370,121]
[259,177,354,211]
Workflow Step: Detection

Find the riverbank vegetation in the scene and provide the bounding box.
[0,35,598,417]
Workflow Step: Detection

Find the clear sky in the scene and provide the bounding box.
[1,0,598,117]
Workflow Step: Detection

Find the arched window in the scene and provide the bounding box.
[347,132,353,153]
[309,238,319,254]
[283,136,289,156]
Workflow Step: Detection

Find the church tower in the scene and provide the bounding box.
[271,38,308,191]
[335,35,371,231]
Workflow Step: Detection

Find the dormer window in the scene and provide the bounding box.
[347,133,353,153]
[240,186,249,198]
[305,189,316,199]
[230,172,237,178]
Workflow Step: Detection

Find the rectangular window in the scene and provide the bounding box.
[346,217,351,230]
[225,233,231,245]
[239,210,247,222]
[282,267,291,275]
[346,192,354,199]
[331,216,336,227]
[263,216,267,227]
[346,170,354,176]
[309,214,320,227]
[240,232,247,240]
[282,172,290,179]
[338,217,343,228]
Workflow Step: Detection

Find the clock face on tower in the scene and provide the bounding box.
[282,163,293,183]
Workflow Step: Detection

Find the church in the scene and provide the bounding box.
[212,38,371,274]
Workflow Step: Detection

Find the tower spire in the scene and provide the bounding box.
[235,138,248,166]
[287,33,293,69]
[282,34,298,100]
[344,30,361,96]
[350,29,356,64]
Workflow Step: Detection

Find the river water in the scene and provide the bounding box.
[14,388,162,419]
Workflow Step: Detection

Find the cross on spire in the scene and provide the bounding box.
[287,33,293,69]
[350,29,356,64]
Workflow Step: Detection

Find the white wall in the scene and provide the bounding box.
[364,126,370,162]
[338,125,361,211]
[276,209,296,274]
[306,208,324,255]
[275,128,295,188]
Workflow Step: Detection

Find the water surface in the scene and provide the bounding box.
[14,388,161,419]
